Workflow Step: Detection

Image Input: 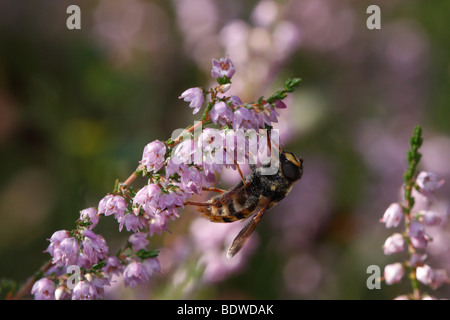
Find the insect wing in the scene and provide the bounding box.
[226,205,267,259]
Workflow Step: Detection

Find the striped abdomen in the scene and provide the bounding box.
[198,183,260,223]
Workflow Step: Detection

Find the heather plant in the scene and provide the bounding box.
[380,126,449,299]
[10,56,301,300]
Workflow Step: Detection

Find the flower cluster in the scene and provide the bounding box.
[29,56,300,300]
[380,126,449,299]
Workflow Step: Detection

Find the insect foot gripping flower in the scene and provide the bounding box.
[380,203,403,228]
[179,87,204,114]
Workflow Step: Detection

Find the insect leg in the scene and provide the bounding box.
[184,200,212,207]
[202,186,227,194]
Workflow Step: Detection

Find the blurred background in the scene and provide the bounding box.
[0,0,449,299]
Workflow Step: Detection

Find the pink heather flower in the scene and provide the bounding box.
[383,233,405,255]
[118,213,146,232]
[142,257,161,274]
[167,139,195,176]
[431,269,449,289]
[380,203,403,228]
[71,280,98,300]
[123,261,151,288]
[52,237,79,267]
[55,286,71,300]
[180,166,203,195]
[255,104,280,127]
[102,256,123,276]
[79,207,99,229]
[46,230,70,257]
[133,184,162,217]
[159,186,186,210]
[416,264,434,286]
[408,221,429,249]
[198,128,224,154]
[98,195,127,219]
[31,278,55,300]
[141,140,167,173]
[148,213,170,236]
[80,229,109,267]
[87,273,110,297]
[384,263,404,285]
[409,253,427,268]
[416,171,445,193]
[228,95,243,108]
[233,107,258,131]
[129,233,149,252]
[211,56,235,79]
[211,101,233,126]
[179,87,204,114]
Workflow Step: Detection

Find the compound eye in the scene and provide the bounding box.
[282,161,301,181]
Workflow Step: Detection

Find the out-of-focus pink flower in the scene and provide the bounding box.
[409,253,427,268]
[416,171,445,194]
[179,87,204,114]
[141,140,167,173]
[142,257,161,274]
[418,210,442,226]
[408,221,429,249]
[211,56,235,79]
[31,278,55,300]
[380,203,403,228]
[384,263,404,285]
[128,233,149,252]
[123,261,151,288]
[416,265,448,289]
[102,256,123,276]
[148,212,170,236]
[383,233,405,255]
[189,217,257,283]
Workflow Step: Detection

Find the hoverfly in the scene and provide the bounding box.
[186,150,303,258]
